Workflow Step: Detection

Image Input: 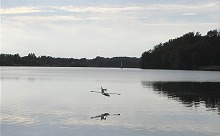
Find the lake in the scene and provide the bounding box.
[1,67,220,136]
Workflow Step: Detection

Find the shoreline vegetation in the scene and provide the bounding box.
[140,29,220,71]
[1,29,219,71]
[0,54,140,68]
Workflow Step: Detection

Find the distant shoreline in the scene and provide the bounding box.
[1,29,219,71]
[0,54,140,68]
[1,65,219,71]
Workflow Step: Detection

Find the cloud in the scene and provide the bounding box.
[1,1,220,58]
[2,2,219,15]
[9,15,84,22]
[2,2,219,26]
[1,7,42,14]
[2,2,218,24]
[181,13,198,16]
[144,23,218,26]
[53,2,220,13]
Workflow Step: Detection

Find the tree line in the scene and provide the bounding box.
[0,53,140,68]
[1,29,220,70]
[140,29,220,70]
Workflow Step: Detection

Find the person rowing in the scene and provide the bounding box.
[91,86,121,97]
[91,113,120,120]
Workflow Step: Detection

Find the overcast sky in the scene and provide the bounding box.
[1,0,220,58]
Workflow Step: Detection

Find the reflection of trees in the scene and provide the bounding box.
[142,81,220,114]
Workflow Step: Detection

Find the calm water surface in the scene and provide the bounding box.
[1,67,220,136]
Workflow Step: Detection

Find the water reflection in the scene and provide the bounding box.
[91,113,120,120]
[1,77,20,81]
[142,81,220,114]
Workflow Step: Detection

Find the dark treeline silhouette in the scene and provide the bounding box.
[141,29,220,70]
[142,81,220,114]
[0,53,139,68]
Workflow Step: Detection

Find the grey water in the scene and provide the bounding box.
[1,67,220,136]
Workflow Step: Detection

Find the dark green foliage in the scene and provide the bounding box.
[0,54,139,68]
[140,29,220,70]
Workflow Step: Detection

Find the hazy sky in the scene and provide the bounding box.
[1,0,220,58]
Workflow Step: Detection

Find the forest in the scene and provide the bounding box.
[0,53,140,68]
[140,29,220,70]
[1,29,220,70]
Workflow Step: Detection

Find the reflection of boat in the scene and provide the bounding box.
[91,86,121,97]
[91,113,120,120]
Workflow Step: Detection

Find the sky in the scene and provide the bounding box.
[1,0,220,58]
